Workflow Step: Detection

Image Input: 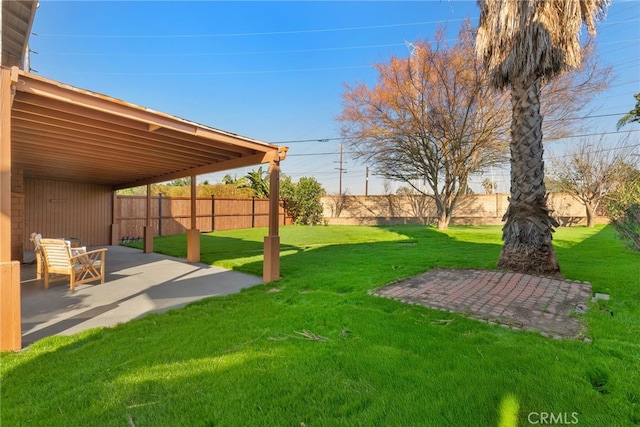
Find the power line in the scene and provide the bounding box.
[547,142,640,159]
[275,127,639,146]
[270,137,345,144]
[545,129,640,142]
[40,43,409,57]
[35,14,638,39]
[283,134,639,165]
[54,65,373,77]
[288,151,357,157]
[37,19,469,38]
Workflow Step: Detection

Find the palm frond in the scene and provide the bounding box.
[475,0,609,89]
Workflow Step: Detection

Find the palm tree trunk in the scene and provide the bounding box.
[498,76,560,274]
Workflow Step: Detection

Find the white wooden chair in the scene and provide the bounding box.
[39,238,108,292]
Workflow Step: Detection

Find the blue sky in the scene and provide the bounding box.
[29,1,639,194]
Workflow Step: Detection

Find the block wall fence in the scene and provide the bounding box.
[320,193,608,227]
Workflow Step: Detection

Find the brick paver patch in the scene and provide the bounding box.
[373,269,592,339]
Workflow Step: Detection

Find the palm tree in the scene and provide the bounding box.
[475,0,609,274]
[616,93,640,130]
[240,167,270,198]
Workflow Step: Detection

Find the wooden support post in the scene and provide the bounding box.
[0,261,21,351]
[0,69,22,351]
[111,191,120,244]
[190,175,196,230]
[111,223,120,246]
[158,193,163,236]
[143,226,154,253]
[263,159,281,282]
[187,175,200,263]
[283,201,287,226]
[211,195,215,231]
[143,184,153,253]
[1,68,15,262]
[187,228,200,263]
[252,197,256,228]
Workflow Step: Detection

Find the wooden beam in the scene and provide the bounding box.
[114,150,281,190]
[195,127,280,152]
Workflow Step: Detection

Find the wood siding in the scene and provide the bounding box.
[23,178,112,250]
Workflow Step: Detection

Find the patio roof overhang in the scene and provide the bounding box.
[8,68,287,189]
[1,0,37,69]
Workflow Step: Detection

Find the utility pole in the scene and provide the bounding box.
[335,143,347,195]
[365,166,369,196]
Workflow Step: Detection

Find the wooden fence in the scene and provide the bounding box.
[116,193,605,242]
[116,196,292,241]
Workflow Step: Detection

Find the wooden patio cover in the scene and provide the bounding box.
[2,66,287,266]
[9,68,287,189]
[1,67,287,350]
[1,0,286,351]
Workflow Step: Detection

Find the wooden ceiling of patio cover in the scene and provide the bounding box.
[1,0,37,68]
[10,70,285,189]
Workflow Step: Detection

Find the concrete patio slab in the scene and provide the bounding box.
[20,245,263,347]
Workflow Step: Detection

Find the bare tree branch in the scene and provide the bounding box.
[547,135,639,226]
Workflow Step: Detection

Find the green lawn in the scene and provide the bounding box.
[2,225,639,426]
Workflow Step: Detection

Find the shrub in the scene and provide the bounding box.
[612,204,640,251]
[605,169,640,250]
[281,176,326,225]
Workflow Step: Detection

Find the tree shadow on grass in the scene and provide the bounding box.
[224,225,504,294]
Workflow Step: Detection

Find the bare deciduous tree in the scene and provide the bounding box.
[339,22,510,229]
[340,20,609,231]
[547,136,639,227]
